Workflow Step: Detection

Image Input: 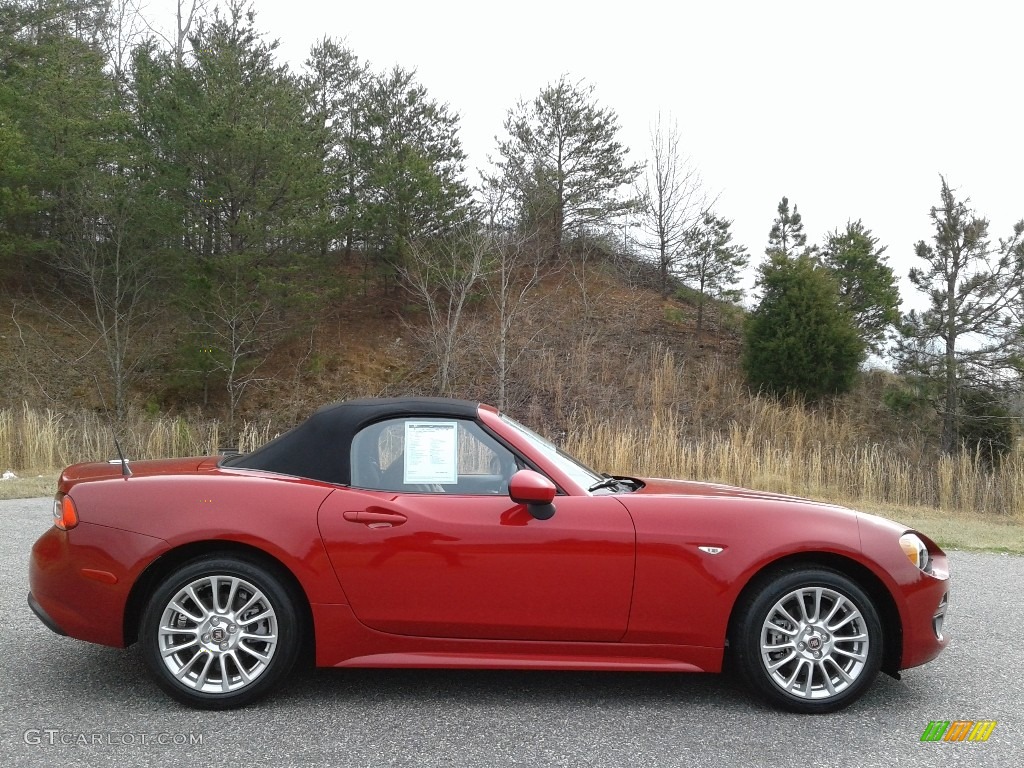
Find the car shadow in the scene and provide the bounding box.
[17,628,919,718]
[279,665,751,710]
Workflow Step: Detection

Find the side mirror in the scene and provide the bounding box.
[508,470,557,520]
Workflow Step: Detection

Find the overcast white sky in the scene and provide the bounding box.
[154,0,1023,309]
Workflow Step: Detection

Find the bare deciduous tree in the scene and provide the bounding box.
[134,0,208,66]
[50,181,162,418]
[484,234,545,410]
[400,232,489,396]
[189,266,287,437]
[100,0,147,86]
[635,114,710,294]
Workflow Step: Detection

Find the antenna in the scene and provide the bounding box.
[91,375,131,479]
[113,435,132,478]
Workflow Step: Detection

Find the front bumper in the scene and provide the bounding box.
[899,553,950,670]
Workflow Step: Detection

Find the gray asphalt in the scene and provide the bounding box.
[0,496,1020,768]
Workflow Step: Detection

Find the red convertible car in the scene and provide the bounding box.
[29,398,949,712]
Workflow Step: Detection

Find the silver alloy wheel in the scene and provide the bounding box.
[157,575,279,694]
[759,586,870,700]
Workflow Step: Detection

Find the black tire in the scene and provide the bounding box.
[139,555,302,709]
[731,566,883,714]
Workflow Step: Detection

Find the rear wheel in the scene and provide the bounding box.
[139,556,301,709]
[732,567,883,713]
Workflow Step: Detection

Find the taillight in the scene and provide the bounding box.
[53,493,79,530]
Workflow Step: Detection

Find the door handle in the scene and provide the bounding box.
[342,509,408,526]
[361,510,407,525]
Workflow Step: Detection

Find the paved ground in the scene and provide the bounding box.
[1,497,1020,767]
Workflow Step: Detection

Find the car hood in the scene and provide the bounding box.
[633,477,841,507]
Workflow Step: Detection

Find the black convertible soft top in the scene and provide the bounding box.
[224,397,480,485]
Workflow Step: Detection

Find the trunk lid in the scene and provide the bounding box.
[59,456,215,488]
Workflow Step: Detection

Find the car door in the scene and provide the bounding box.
[317,416,636,642]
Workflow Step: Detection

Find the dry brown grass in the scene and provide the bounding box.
[0,472,59,500]
[0,403,276,472]
[548,351,1024,521]
[564,412,1024,520]
[2,347,1021,523]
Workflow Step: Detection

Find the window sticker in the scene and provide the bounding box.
[404,421,458,484]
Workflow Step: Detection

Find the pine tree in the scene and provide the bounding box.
[302,37,370,258]
[0,0,167,415]
[133,7,325,264]
[132,2,325,423]
[894,177,1023,453]
[680,212,748,332]
[489,76,641,259]
[766,196,811,258]
[820,220,901,353]
[744,254,864,400]
[0,0,125,277]
[354,65,474,284]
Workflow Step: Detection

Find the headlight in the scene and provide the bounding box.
[899,532,929,571]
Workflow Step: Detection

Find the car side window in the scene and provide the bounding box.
[350,418,517,494]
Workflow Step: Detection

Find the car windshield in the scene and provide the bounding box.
[498,413,603,490]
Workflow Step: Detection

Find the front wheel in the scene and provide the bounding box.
[731,567,883,714]
[139,556,301,709]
